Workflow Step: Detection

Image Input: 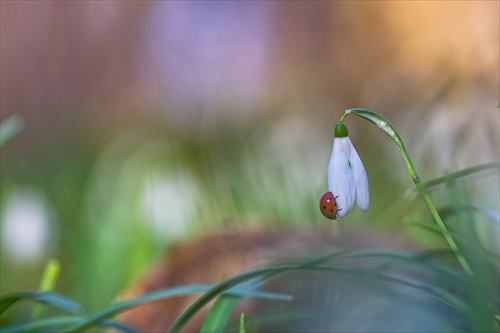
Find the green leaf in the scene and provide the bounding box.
[344,108,403,148]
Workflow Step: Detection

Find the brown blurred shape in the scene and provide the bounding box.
[113,224,455,332]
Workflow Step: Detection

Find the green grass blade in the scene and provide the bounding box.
[200,295,241,333]
[0,294,24,316]
[406,220,455,238]
[239,313,245,333]
[0,292,83,317]
[62,284,213,332]
[62,283,290,333]
[226,284,291,301]
[405,161,500,201]
[168,250,414,333]
[363,269,472,315]
[32,259,61,320]
[167,251,340,333]
[423,161,499,190]
[98,319,141,333]
[169,249,472,333]
[167,268,286,333]
[439,205,500,225]
[0,315,83,333]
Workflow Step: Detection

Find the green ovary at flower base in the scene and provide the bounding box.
[327,121,370,218]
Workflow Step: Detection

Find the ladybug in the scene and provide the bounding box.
[319,191,339,220]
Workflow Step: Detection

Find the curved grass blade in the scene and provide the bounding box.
[226,308,312,333]
[279,262,472,317]
[167,250,342,333]
[0,315,82,333]
[423,161,499,191]
[62,284,213,332]
[227,287,290,301]
[405,161,500,199]
[62,284,290,333]
[323,264,472,316]
[200,295,241,333]
[405,220,456,238]
[168,250,464,332]
[184,262,470,332]
[168,267,289,333]
[0,292,83,317]
[98,319,141,333]
[439,205,500,225]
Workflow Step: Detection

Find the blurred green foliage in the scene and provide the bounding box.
[0,109,498,325]
[0,112,331,311]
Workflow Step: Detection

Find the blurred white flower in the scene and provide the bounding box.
[327,123,369,218]
[1,187,57,263]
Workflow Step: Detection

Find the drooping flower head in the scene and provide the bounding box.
[326,122,369,218]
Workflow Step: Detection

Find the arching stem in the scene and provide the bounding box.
[344,108,473,276]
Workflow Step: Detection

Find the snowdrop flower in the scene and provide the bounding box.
[327,122,369,218]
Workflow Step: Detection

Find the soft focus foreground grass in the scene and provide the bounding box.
[0,109,498,319]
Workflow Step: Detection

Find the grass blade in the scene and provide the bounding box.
[63,285,213,332]
[63,283,290,333]
[422,161,499,191]
[0,292,83,317]
[239,313,245,333]
[32,259,61,320]
[98,319,141,333]
[169,249,472,332]
[200,295,241,333]
[168,250,383,333]
[0,315,82,333]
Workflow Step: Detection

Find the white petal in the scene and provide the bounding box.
[347,137,370,211]
[328,137,355,218]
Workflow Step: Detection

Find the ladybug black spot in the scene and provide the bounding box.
[322,205,327,210]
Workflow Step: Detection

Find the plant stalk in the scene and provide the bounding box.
[344,108,474,276]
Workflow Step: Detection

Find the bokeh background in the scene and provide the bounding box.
[1,1,499,313]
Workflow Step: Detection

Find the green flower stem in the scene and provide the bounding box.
[343,108,474,276]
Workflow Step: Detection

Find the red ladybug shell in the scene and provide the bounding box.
[320,191,337,219]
